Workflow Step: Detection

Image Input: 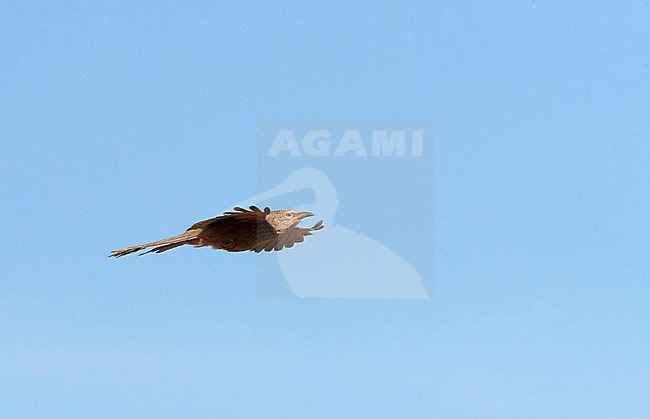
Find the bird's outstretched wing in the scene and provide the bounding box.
[252,220,324,252]
[192,206,279,252]
[187,206,270,230]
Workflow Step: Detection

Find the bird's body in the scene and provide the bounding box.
[109,206,323,258]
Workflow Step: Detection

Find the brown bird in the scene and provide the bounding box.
[109,206,323,258]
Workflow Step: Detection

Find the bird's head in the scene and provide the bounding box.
[266,210,314,233]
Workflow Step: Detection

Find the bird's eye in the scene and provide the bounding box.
[285,212,293,218]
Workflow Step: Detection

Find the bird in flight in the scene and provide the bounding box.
[109,206,323,258]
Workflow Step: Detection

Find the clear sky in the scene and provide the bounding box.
[1,1,649,418]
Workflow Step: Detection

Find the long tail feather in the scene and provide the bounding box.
[139,242,187,255]
[109,230,200,258]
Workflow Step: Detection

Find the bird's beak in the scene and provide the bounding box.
[297,211,314,219]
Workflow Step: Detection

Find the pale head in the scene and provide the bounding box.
[265,210,314,232]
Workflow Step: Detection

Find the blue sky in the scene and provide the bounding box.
[1,1,649,417]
